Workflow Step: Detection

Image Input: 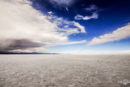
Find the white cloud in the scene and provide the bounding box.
[48,0,75,7]
[74,14,84,20]
[73,22,86,33]
[75,4,99,21]
[83,13,98,20]
[47,14,86,34]
[48,11,53,15]
[85,5,98,11]
[61,28,80,35]
[0,0,86,52]
[75,12,98,20]
[56,40,86,45]
[88,24,130,46]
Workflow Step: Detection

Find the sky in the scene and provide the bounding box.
[0,0,130,54]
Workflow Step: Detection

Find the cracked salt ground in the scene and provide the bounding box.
[0,55,130,87]
[118,79,130,87]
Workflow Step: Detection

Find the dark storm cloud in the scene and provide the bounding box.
[0,39,43,52]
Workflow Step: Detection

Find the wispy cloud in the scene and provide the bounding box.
[73,22,86,33]
[0,0,86,52]
[47,12,86,34]
[53,40,86,46]
[85,5,98,11]
[75,4,99,21]
[88,24,130,46]
[48,0,76,7]
[75,12,98,20]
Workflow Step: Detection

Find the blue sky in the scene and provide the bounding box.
[0,0,130,54]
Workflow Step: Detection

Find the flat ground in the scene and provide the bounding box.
[0,55,130,87]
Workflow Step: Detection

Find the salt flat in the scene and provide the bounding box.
[0,55,130,87]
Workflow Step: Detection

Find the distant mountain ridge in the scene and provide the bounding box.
[0,51,58,54]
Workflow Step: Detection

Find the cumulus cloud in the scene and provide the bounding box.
[75,12,98,20]
[0,0,86,52]
[88,24,130,46]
